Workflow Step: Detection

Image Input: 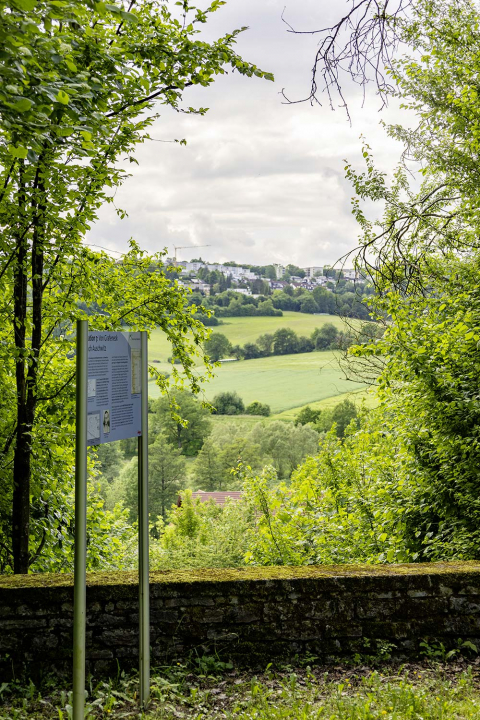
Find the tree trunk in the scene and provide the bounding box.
[12,162,30,574]
[12,161,45,574]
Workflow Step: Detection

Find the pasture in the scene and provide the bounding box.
[148,311,351,362]
[148,350,366,414]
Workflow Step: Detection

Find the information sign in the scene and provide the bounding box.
[87,331,142,445]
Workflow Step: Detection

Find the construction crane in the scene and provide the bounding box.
[173,244,211,264]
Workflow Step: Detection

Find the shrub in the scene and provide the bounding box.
[294,405,321,426]
[212,391,245,415]
[243,342,262,360]
[246,401,271,417]
[312,323,339,350]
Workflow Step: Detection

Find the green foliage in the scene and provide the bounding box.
[150,489,251,569]
[205,332,232,361]
[90,442,124,488]
[273,328,298,355]
[213,391,245,415]
[192,437,224,491]
[243,413,412,567]
[0,0,274,571]
[153,390,211,456]
[246,401,271,417]
[294,405,322,426]
[249,421,319,480]
[33,482,135,573]
[317,399,358,438]
[123,433,186,526]
[312,323,339,350]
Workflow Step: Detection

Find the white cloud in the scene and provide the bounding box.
[89,0,409,266]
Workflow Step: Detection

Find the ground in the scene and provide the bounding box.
[2,659,480,719]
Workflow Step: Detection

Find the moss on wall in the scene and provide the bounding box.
[1,560,480,590]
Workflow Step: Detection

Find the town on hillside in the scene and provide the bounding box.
[170,258,367,297]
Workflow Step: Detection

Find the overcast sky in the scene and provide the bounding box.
[88,0,409,267]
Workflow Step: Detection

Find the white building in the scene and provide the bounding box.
[273,263,285,279]
[234,288,252,296]
[303,266,323,279]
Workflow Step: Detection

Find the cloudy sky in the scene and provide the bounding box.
[89,0,409,267]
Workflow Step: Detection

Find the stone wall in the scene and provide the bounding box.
[2,562,480,679]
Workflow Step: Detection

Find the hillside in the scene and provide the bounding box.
[148,350,366,414]
[148,311,353,363]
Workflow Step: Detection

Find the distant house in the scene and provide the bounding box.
[177,491,243,507]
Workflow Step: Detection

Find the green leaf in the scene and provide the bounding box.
[13,0,37,10]
[120,9,138,23]
[8,145,28,159]
[12,98,33,112]
[56,90,70,105]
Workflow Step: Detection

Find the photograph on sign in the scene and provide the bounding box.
[87,331,142,445]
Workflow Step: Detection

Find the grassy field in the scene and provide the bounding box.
[148,312,351,363]
[149,350,366,414]
[148,313,368,415]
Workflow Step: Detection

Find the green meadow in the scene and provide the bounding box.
[148,311,350,362]
[148,312,369,415]
[149,351,367,414]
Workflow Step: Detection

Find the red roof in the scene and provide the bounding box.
[177,491,243,507]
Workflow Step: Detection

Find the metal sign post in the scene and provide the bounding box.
[138,331,150,706]
[73,324,150,717]
[73,320,88,720]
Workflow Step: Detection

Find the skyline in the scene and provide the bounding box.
[88,0,410,267]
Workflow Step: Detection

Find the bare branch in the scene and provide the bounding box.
[282,0,412,119]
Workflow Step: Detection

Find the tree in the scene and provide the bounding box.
[250,421,319,478]
[330,400,358,438]
[218,437,263,486]
[299,296,319,314]
[0,0,272,573]
[294,406,321,427]
[272,328,298,355]
[296,336,315,353]
[257,333,275,356]
[246,401,271,417]
[286,264,306,278]
[90,441,125,500]
[124,433,185,526]
[243,343,262,360]
[313,323,339,350]
[153,391,211,456]
[213,392,245,415]
[205,333,232,362]
[193,438,224,492]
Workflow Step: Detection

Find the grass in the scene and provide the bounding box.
[273,388,378,421]
[149,351,366,414]
[148,313,369,414]
[2,660,480,719]
[148,312,350,363]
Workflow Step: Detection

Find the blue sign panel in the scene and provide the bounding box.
[87,331,142,445]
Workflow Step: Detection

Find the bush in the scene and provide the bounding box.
[243,342,262,360]
[194,313,219,326]
[294,405,321,426]
[312,323,339,350]
[212,391,245,415]
[246,401,271,417]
